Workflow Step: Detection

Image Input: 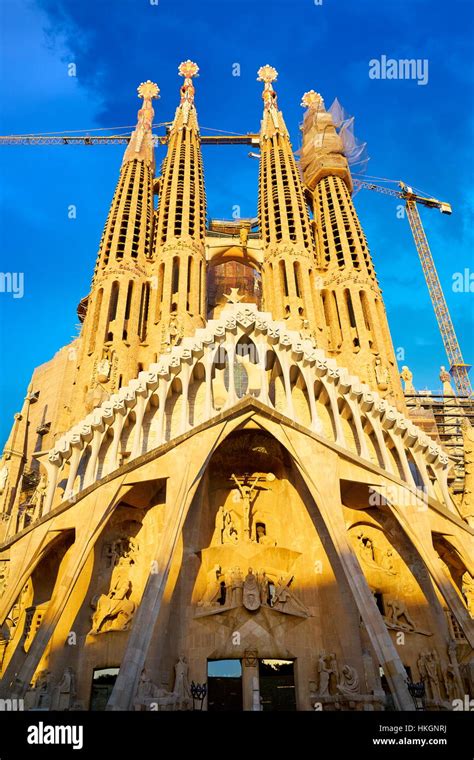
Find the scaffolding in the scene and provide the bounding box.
[405,392,474,491]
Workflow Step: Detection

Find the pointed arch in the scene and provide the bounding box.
[188,361,207,427]
[267,351,286,413]
[74,444,91,493]
[211,346,230,411]
[235,335,261,398]
[314,379,337,442]
[96,428,115,480]
[406,451,426,490]
[337,396,360,456]
[360,415,384,468]
[289,364,312,427]
[165,377,184,441]
[383,430,405,479]
[141,392,161,453]
[120,410,137,465]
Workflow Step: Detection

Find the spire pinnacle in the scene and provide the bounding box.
[137,80,160,101]
[300,89,325,110]
[122,80,160,168]
[178,60,199,103]
[257,65,283,134]
[257,65,278,109]
[171,60,199,127]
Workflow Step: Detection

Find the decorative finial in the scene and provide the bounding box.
[178,60,199,79]
[178,61,199,110]
[137,80,160,100]
[257,65,278,84]
[257,65,279,115]
[301,90,323,109]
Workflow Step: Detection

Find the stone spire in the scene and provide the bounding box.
[300,89,405,408]
[151,61,207,349]
[93,80,159,275]
[256,66,319,332]
[122,80,160,170]
[71,81,160,420]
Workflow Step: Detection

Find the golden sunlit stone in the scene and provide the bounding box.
[0,64,472,716]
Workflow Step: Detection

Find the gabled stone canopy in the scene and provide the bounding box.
[35,303,455,523]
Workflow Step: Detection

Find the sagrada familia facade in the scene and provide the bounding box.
[0,62,472,712]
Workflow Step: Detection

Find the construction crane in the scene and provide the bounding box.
[353,179,472,398]
[0,132,260,147]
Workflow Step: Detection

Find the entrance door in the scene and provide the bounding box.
[259,659,296,711]
[207,659,242,711]
[90,667,120,711]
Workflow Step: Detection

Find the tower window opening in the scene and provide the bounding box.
[138,282,150,342]
[279,261,289,298]
[108,282,119,323]
[333,292,343,333]
[322,290,331,330]
[344,289,357,328]
[360,290,372,331]
[122,280,134,340]
[187,256,193,312]
[105,281,119,342]
[172,257,180,296]
[198,260,203,314]
[294,262,302,298]
[155,264,164,323]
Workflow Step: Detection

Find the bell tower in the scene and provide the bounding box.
[71,80,160,420]
[257,66,321,332]
[151,60,207,351]
[300,89,405,408]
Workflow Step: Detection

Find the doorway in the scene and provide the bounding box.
[259,659,296,711]
[90,667,120,711]
[207,659,242,711]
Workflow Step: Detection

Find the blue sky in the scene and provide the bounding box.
[0,0,473,447]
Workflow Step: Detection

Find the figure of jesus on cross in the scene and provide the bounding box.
[231,474,260,542]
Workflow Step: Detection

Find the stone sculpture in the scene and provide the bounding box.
[56,666,76,711]
[173,655,191,710]
[439,366,454,396]
[243,567,260,611]
[90,566,136,634]
[385,599,417,631]
[337,665,360,696]
[418,651,441,701]
[316,652,338,696]
[400,366,415,393]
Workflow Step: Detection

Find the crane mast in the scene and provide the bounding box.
[353,179,472,397]
[404,200,472,397]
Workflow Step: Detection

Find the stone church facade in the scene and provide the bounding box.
[0,62,472,712]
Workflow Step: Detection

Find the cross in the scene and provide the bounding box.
[230,473,273,541]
